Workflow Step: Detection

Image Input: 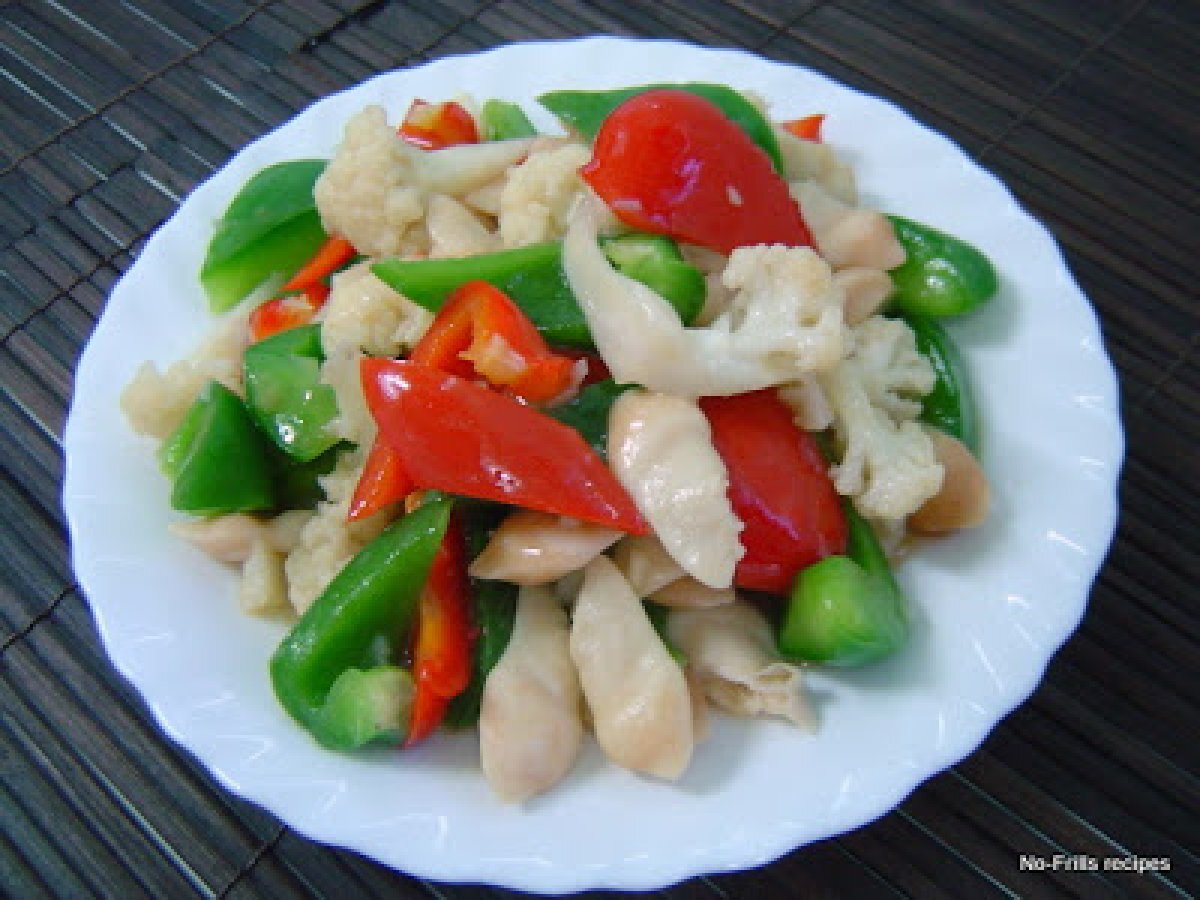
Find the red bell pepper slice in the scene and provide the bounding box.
[405,512,472,746]
[347,439,415,523]
[361,358,648,534]
[580,89,813,255]
[398,99,480,150]
[782,114,825,142]
[281,236,356,292]
[700,390,847,594]
[558,349,611,388]
[248,283,330,343]
[409,280,577,404]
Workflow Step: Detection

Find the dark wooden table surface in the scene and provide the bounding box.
[2,1,1196,897]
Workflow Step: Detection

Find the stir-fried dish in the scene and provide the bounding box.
[121,84,996,801]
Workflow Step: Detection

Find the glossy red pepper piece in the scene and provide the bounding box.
[281,235,356,292]
[782,114,825,142]
[398,99,479,150]
[248,283,330,343]
[558,348,611,388]
[580,89,813,255]
[405,513,472,746]
[347,439,414,523]
[409,280,577,404]
[700,390,847,594]
[360,358,648,534]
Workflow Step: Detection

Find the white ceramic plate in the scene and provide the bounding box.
[63,38,1123,893]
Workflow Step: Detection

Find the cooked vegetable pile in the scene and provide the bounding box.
[121,83,997,801]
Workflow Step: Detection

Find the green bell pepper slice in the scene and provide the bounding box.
[903,312,979,454]
[480,99,538,141]
[200,160,329,313]
[372,235,704,348]
[159,381,277,515]
[374,242,581,343]
[272,442,345,511]
[600,233,706,320]
[243,324,340,462]
[313,666,416,749]
[538,83,784,174]
[887,215,999,318]
[779,505,908,667]
[270,495,453,750]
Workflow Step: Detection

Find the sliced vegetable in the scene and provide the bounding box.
[887,215,999,317]
[159,381,277,515]
[442,579,518,727]
[581,90,812,255]
[407,513,473,745]
[398,99,479,150]
[270,495,453,749]
[558,348,611,388]
[248,283,330,343]
[903,312,979,453]
[273,441,343,511]
[347,439,414,523]
[360,358,648,534]
[346,283,587,516]
[444,502,519,727]
[243,324,339,462]
[782,114,825,142]
[600,233,706,323]
[200,160,328,312]
[409,280,577,403]
[313,667,415,750]
[700,390,847,595]
[376,242,581,343]
[539,82,783,173]
[546,378,633,459]
[372,236,705,348]
[280,236,356,293]
[480,99,538,141]
[779,506,907,667]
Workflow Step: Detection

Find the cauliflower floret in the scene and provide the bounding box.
[317,261,434,446]
[319,261,432,358]
[283,449,395,615]
[848,316,937,419]
[820,316,943,520]
[463,179,504,217]
[120,309,249,439]
[315,106,533,258]
[717,244,847,373]
[498,142,592,247]
[314,106,428,258]
[778,373,834,432]
[562,198,847,398]
[427,194,500,258]
[320,351,373,447]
